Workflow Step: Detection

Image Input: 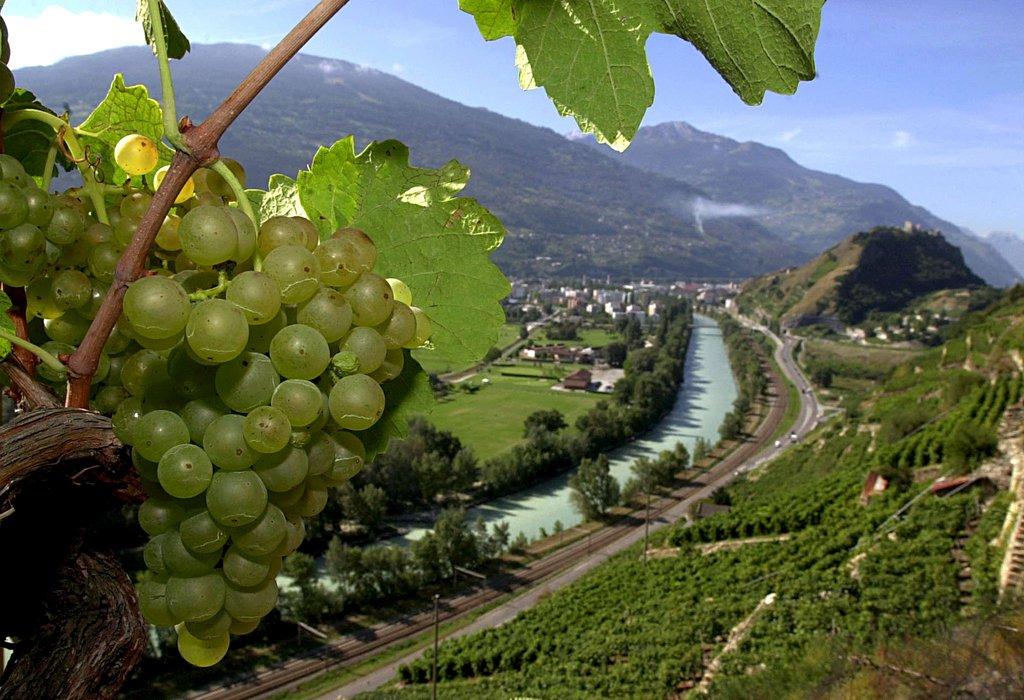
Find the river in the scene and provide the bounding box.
[393,313,738,544]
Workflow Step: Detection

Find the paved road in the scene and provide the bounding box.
[324,320,819,699]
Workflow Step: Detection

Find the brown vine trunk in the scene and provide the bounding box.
[0,409,145,699]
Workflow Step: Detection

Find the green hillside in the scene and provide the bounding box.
[739,226,985,326]
[364,287,1024,698]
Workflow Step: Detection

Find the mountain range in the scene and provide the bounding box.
[17,44,1019,285]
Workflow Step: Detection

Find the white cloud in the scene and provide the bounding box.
[7,6,144,69]
[891,129,914,148]
[391,62,405,74]
[778,127,802,142]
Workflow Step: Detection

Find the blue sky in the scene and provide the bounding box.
[8,1,1024,237]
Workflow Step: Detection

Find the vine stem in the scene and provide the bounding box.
[188,270,230,300]
[0,328,66,373]
[147,0,185,151]
[64,0,354,408]
[41,139,58,191]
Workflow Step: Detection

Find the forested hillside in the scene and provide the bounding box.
[365,288,1024,698]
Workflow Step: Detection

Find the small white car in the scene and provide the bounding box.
[774,440,782,448]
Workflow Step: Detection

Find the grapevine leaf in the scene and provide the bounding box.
[135,0,191,60]
[77,74,173,184]
[359,354,435,459]
[461,0,823,150]
[3,89,74,182]
[246,174,305,222]
[0,290,14,361]
[297,137,510,367]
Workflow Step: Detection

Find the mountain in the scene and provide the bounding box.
[17,44,804,281]
[738,226,985,325]
[983,232,1024,277]
[600,121,1020,287]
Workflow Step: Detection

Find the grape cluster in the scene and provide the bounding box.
[0,15,13,105]
[1,136,431,666]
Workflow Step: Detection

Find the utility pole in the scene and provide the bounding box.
[432,593,440,700]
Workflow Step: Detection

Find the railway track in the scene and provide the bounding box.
[191,328,794,700]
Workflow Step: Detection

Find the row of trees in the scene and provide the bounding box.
[717,316,771,441]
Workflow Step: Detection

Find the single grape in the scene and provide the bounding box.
[339,326,387,374]
[296,287,352,343]
[23,187,55,228]
[179,510,229,554]
[246,309,288,354]
[25,276,64,320]
[271,379,323,427]
[166,344,218,400]
[223,546,272,588]
[290,216,319,251]
[186,298,249,364]
[162,530,221,576]
[114,133,160,176]
[121,348,170,396]
[143,534,168,576]
[185,610,233,642]
[294,487,328,518]
[268,482,305,509]
[0,259,33,287]
[206,470,268,528]
[242,405,291,454]
[226,271,281,325]
[223,576,278,622]
[204,158,246,198]
[269,324,330,380]
[253,447,309,492]
[88,242,121,284]
[328,374,385,431]
[94,385,131,414]
[214,352,279,413]
[179,205,238,266]
[137,580,178,627]
[120,191,153,220]
[257,216,306,257]
[305,431,338,477]
[225,207,257,262]
[138,498,185,536]
[124,275,191,339]
[134,410,190,461]
[232,503,288,558]
[331,227,377,274]
[155,215,182,251]
[386,277,412,305]
[406,306,433,348]
[330,431,366,482]
[376,301,416,348]
[43,312,90,345]
[153,165,196,204]
[167,574,225,626]
[180,396,230,443]
[313,237,358,288]
[112,395,145,443]
[45,204,84,245]
[370,347,405,383]
[229,618,261,636]
[344,272,393,327]
[1,222,45,270]
[158,444,214,499]
[113,214,139,248]
[79,281,110,320]
[263,244,320,304]
[203,414,257,471]
[0,181,28,229]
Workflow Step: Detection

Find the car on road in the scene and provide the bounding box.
[789,432,798,442]
[774,439,782,448]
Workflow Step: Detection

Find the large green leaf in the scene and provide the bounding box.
[3,89,74,182]
[246,174,305,221]
[0,290,15,361]
[136,0,191,60]
[77,74,173,184]
[359,354,435,459]
[297,137,510,367]
[460,0,824,150]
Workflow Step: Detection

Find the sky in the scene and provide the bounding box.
[7,1,1024,237]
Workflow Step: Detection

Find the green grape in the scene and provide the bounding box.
[228,503,284,556]
[296,287,352,343]
[180,510,229,554]
[158,444,214,499]
[370,347,405,383]
[263,244,321,304]
[174,269,220,294]
[62,222,111,267]
[139,498,185,536]
[386,277,412,306]
[162,531,221,576]
[269,324,330,380]
[254,447,309,492]
[229,617,261,636]
[167,574,226,625]
[206,470,268,527]
[94,385,130,414]
[242,405,291,454]
[114,133,160,176]
[0,259,33,287]
[0,154,27,186]
[203,414,257,471]
[155,215,182,251]
[121,349,169,396]
[293,217,320,251]
[123,276,191,340]
[133,447,159,481]
[186,298,249,364]
[330,431,366,482]
[226,271,281,325]
[137,580,178,627]
[224,577,278,622]
[32,341,69,383]
[214,352,279,413]
[268,483,305,509]
[223,546,272,588]
[180,396,230,443]
[25,276,64,320]
[313,238,357,288]
[43,311,89,345]
[88,242,121,284]
[271,516,306,558]
[176,625,230,667]
[328,374,385,431]
[226,207,257,262]
[257,216,306,257]
[0,181,28,229]
[376,301,416,349]
[246,309,288,354]
[143,534,168,576]
[153,166,196,204]
[121,190,151,218]
[185,609,233,641]
[271,379,323,427]
[344,272,393,327]
[113,214,139,247]
[134,410,190,461]
[331,227,377,274]
[1,222,45,270]
[305,431,338,477]
[179,205,238,266]
[45,205,84,245]
[105,353,126,386]
[204,158,246,197]
[112,395,145,443]
[166,344,218,400]
[339,326,387,374]
[406,306,433,348]
[295,486,328,518]
[174,251,197,272]
[80,281,109,320]
[91,352,112,386]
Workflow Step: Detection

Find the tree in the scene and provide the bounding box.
[569,455,621,521]
[341,483,389,531]
[811,365,834,388]
[0,0,825,691]
[279,552,338,624]
[605,341,628,368]
[523,409,568,436]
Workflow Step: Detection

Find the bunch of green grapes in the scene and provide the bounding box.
[3,133,432,666]
[0,14,14,105]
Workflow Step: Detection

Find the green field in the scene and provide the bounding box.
[533,326,618,348]
[427,367,602,460]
